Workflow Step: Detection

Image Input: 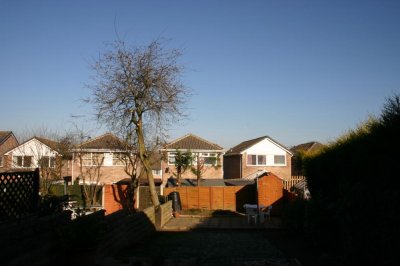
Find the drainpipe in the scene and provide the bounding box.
[71,153,74,184]
[256,172,259,218]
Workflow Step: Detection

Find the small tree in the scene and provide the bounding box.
[190,153,219,186]
[88,39,189,206]
[173,150,192,186]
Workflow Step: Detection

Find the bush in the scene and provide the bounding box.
[302,93,400,265]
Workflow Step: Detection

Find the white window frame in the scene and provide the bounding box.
[152,169,161,176]
[167,152,177,165]
[273,155,286,166]
[39,156,56,168]
[80,153,105,167]
[246,154,267,166]
[12,155,34,168]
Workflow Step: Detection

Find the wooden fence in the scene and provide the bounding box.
[164,185,256,212]
[283,175,305,190]
[0,169,40,221]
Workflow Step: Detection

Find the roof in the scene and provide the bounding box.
[35,137,60,152]
[0,131,14,145]
[77,133,125,150]
[163,133,223,151]
[225,136,292,155]
[4,136,61,155]
[291,141,324,154]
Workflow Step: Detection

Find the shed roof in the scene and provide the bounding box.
[163,134,223,151]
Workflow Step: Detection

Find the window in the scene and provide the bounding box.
[0,156,3,167]
[152,169,161,176]
[168,152,177,165]
[81,153,92,166]
[199,153,218,166]
[247,154,266,166]
[39,156,56,168]
[13,156,33,168]
[81,153,104,166]
[274,155,286,165]
[112,153,126,166]
[91,153,104,166]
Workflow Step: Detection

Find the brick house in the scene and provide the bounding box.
[70,133,134,185]
[223,135,293,181]
[160,134,224,184]
[0,131,19,171]
[3,136,68,176]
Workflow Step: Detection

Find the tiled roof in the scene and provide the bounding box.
[225,136,291,155]
[78,133,125,150]
[164,134,223,151]
[35,137,60,152]
[0,131,13,145]
[291,141,324,154]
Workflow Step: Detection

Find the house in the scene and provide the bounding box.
[0,131,19,171]
[290,141,324,175]
[223,136,293,180]
[70,133,134,184]
[160,133,224,183]
[4,136,62,171]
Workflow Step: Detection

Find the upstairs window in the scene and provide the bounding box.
[247,154,267,166]
[274,155,286,165]
[0,156,3,167]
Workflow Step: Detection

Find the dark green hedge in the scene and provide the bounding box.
[303,94,400,265]
[49,184,102,207]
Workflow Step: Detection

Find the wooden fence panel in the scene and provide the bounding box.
[164,186,246,211]
[211,187,224,210]
[223,187,238,211]
[283,176,305,190]
[198,187,211,209]
[187,187,199,209]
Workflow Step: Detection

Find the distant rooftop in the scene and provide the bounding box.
[163,134,223,151]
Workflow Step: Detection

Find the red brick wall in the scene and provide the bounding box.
[0,135,19,171]
[103,184,137,214]
[257,173,284,207]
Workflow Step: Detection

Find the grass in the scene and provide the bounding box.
[117,229,285,265]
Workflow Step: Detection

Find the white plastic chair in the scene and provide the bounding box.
[259,205,272,223]
[243,204,259,224]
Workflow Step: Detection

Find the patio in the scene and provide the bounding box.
[161,215,282,231]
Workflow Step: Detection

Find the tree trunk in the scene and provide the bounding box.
[136,121,160,207]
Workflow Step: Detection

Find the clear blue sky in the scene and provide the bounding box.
[1,0,399,148]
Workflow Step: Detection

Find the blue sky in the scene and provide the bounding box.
[1,0,399,148]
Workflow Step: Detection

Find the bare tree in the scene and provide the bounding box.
[190,153,220,186]
[88,40,189,206]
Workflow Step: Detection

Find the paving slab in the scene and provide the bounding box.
[161,215,282,231]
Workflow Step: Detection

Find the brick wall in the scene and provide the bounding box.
[257,173,284,207]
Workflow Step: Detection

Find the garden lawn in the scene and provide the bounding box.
[117,229,287,265]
